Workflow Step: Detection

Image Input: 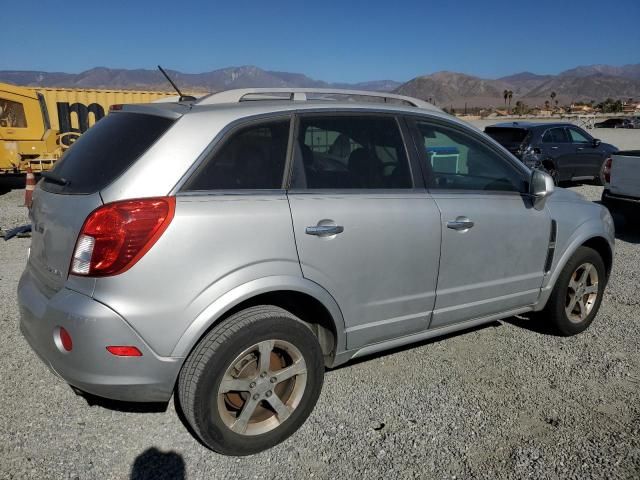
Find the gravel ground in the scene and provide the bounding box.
[1,184,639,480]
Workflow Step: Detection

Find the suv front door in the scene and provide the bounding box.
[566,126,602,180]
[409,117,551,329]
[287,114,442,350]
[540,127,574,181]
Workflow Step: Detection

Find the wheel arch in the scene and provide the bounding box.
[536,222,614,310]
[171,276,346,366]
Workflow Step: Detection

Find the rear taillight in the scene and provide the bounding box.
[70,197,175,277]
[601,157,613,184]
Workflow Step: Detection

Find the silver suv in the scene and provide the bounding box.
[18,88,615,455]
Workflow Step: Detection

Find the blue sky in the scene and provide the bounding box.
[2,0,638,83]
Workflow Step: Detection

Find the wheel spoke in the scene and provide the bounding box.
[219,376,252,393]
[577,298,587,320]
[257,340,274,373]
[584,284,598,295]
[265,393,291,423]
[272,358,306,384]
[230,396,260,434]
[566,293,578,314]
[577,264,592,286]
[568,277,580,291]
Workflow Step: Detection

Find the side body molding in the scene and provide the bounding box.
[170,275,346,358]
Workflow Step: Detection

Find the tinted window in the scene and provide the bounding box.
[542,128,569,143]
[43,112,174,194]
[184,120,290,190]
[567,128,590,143]
[484,127,529,145]
[416,121,525,192]
[0,98,27,128]
[293,116,412,189]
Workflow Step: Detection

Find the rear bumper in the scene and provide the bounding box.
[18,269,183,402]
[602,189,640,205]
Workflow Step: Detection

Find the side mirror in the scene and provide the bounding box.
[593,138,601,147]
[529,169,555,210]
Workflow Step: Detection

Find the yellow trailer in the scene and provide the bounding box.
[0,82,176,176]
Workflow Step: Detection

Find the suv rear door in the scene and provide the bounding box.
[408,117,551,328]
[287,113,441,350]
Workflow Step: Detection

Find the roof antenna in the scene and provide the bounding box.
[157,65,196,102]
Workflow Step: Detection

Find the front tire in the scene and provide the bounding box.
[178,306,324,455]
[540,246,606,336]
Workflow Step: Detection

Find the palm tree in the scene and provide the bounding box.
[550,91,556,107]
[545,100,550,110]
[507,90,513,112]
[503,89,509,108]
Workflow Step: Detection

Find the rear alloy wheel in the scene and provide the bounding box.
[178,306,324,455]
[539,246,606,336]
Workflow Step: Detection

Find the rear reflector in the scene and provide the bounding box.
[70,197,175,277]
[106,346,143,357]
[59,327,73,352]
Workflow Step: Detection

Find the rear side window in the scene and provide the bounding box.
[183,120,290,191]
[484,127,529,145]
[293,115,412,189]
[542,128,569,143]
[43,112,174,194]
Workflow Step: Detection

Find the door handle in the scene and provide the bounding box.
[305,225,344,236]
[550,146,559,150]
[576,147,585,151]
[447,217,474,231]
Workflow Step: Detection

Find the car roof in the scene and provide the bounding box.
[487,121,577,129]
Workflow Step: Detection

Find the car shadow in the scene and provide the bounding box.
[74,389,169,413]
[130,447,186,480]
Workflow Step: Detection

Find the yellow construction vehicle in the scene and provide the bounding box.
[0,82,176,178]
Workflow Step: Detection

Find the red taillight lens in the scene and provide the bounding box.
[106,346,143,357]
[71,197,175,277]
[601,157,613,184]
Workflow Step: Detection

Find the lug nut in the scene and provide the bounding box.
[260,372,267,378]
[253,394,260,400]
[249,382,256,388]
[270,377,277,384]
[265,390,272,397]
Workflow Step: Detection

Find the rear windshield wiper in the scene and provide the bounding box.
[41,171,70,186]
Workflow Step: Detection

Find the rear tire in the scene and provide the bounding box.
[178,306,324,456]
[539,246,606,336]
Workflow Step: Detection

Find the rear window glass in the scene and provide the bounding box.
[42,112,174,194]
[484,127,528,145]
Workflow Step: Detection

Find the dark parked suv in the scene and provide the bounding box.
[485,122,617,184]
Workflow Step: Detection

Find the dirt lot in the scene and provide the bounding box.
[1,176,639,477]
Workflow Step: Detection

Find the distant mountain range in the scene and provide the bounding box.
[1,63,639,108]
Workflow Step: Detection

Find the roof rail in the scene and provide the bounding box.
[196,88,438,110]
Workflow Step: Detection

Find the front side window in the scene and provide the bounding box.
[542,128,569,143]
[184,119,290,191]
[567,127,590,143]
[293,115,412,189]
[0,98,27,128]
[415,121,526,192]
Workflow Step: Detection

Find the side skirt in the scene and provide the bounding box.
[328,306,533,368]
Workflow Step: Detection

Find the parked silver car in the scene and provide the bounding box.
[18,88,615,455]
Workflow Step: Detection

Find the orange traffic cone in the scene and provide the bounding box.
[24,167,35,208]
